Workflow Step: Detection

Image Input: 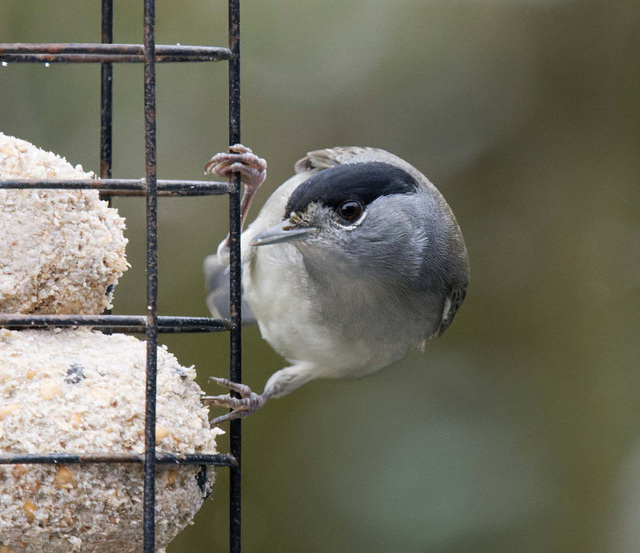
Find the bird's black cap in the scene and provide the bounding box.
[284,162,418,217]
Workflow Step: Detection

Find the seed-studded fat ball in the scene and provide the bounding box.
[0,133,128,314]
[0,328,224,553]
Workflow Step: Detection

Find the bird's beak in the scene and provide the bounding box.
[251,218,317,247]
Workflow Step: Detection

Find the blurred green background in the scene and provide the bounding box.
[2,0,640,551]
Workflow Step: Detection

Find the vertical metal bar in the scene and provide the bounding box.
[228,0,242,551]
[100,0,113,182]
[143,0,158,551]
[100,0,114,319]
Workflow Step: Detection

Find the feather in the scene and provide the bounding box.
[432,286,467,338]
[203,253,256,325]
[294,147,378,174]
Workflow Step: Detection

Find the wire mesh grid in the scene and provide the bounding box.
[0,0,243,551]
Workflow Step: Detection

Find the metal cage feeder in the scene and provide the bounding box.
[0,1,244,551]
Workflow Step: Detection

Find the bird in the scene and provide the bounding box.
[202,144,469,425]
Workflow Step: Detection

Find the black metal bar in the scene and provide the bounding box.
[143,0,159,550]
[0,178,231,196]
[0,314,233,333]
[228,1,242,551]
[100,0,114,183]
[0,43,232,63]
[0,453,237,467]
[1,2,245,551]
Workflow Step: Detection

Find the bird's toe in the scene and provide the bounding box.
[204,378,267,426]
[204,144,267,190]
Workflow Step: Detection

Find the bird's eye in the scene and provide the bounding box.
[336,201,364,224]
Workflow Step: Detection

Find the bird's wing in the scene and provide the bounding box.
[432,286,467,338]
[203,253,257,325]
[294,147,377,174]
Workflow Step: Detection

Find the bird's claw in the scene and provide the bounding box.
[204,377,267,426]
[204,144,267,192]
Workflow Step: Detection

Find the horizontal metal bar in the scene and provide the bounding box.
[0,43,232,63]
[0,453,237,467]
[0,315,234,333]
[0,178,231,196]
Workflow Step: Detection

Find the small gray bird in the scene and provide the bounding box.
[203,145,469,425]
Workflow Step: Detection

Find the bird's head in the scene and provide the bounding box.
[251,160,465,291]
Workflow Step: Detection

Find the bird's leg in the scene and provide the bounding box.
[204,364,316,426]
[204,144,267,248]
[204,377,268,426]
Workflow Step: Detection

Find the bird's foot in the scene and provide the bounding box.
[204,144,267,193]
[204,377,267,426]
[205,144,267,246]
